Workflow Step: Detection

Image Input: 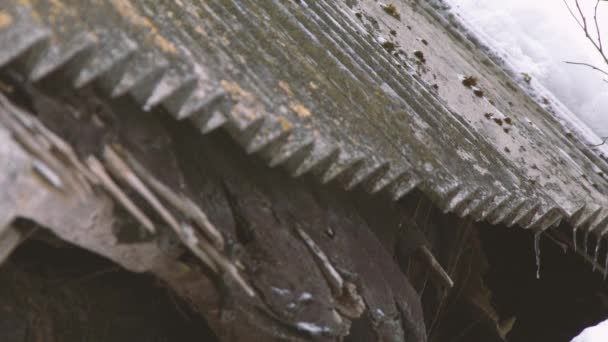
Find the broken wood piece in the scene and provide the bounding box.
[420,246,454,289]
[86,156,156,234]
[0,95,92,195]
[296,227,344,296]
[35,120,98,190]
[118,147,225,249]
[295,228,366,319]
[7,96,96,191]
[103,147,217,271]
[103,148,216,272]
[104,146,180,233]
[397,220,455,289]
[104,146,254,297]
[0,106,65,188]
[185,223,256,297]
[178,223,218,274]
[335,281,366,319]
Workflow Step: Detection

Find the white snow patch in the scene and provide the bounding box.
[423,162,434,173]
[298,292,313,302]
[572,318,608,341]
[180,223,200,246]
[295,322,330,336]
[445,0,608,152]
[271,287,291,296]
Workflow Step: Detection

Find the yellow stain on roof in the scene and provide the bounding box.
[289,102,312,118]
[278,116,293,132]
[109,0,177,55]
[0,11,13,30]
[221,80,263,121]
[221,80,255,102]
[278,80,294,98]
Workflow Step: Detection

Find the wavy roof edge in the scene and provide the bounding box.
[0,0,606,244]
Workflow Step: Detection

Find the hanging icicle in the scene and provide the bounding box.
[593,236,602,272]
[534,231,542,280]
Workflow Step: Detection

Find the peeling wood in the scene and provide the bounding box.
[86,155,157,234]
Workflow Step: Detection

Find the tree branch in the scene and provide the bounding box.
[564,61,608,77]
[563,0,585,31]
[587,136,608,147]
[594,0,603,54]
[563,0,608,76]
[575,0,589,33]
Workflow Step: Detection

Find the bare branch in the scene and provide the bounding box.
[587,136,608,147]
[564,0,608,72]
[563,0,586,30]
[575,0,589,32]
[594,0,603,53]
[564,61,608,77]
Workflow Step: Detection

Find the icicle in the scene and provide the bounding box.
[534,231,542,279]
[594,237,602,272]
[584,230,590,256]
[573,227,578,253]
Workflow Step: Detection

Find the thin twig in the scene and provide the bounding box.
[563,0,585,30]
[575,0,588,33]
[588,136,608,147]
[563,0,608,70]
[565,61,608,77]
[594,0,603,53]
